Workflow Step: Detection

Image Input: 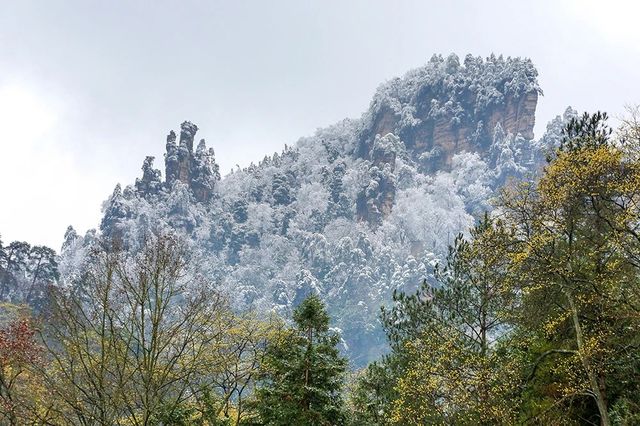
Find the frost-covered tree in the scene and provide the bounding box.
[0,240,58,309]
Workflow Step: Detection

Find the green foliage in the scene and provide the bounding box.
[560,110,612,152]
[352,110,640,425]
[389,218,522,424]
[502,111,640,425]
[348,360,397,426]
[153,390,235,426]
[292,294,331,334]
[253,295,348,425]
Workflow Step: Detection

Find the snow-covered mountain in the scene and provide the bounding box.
[3,54,577,366]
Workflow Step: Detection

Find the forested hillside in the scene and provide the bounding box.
[2,54,567,365]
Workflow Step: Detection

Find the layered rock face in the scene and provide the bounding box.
[365,91,538,169]
[356,54,541,224]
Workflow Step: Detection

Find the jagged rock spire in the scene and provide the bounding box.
[135,156,162,196]
[160,122,220,202]
[165,130,179,185]
[100,183,128,240]
[179,121,198,152]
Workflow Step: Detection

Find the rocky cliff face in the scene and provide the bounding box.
[356,134,399,224]
[356,54,541,224]
[364,92,538,166]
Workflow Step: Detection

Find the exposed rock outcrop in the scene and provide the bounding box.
[135,156,163,196]
[103,122,221,240]
[163,121,220,202]
[356,133,400,225]
[356,54,541,224]
[364,91,538,171]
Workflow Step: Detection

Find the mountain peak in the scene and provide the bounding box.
[77,55,561,366]
[358,54,540,170]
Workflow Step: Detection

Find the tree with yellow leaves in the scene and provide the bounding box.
[385,215,522,425]
[184,311,284,425]
[0,304,59,425]
[501,111,640,424]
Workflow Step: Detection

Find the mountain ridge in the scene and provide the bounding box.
[2,54,571,365]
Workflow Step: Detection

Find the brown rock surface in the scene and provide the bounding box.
[367,91,538,169]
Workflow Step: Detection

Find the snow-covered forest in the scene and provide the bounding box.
[2,54,573,365]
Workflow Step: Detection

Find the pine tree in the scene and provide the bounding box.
[272,173,293,206]
[253,295,347,425]
[379,216,521,425]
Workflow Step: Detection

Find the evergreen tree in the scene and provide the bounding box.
[272,173,293,206]
[253,295,347,425]
[349,360,397,426]
[24,245,58,307]
[377,217,521,425]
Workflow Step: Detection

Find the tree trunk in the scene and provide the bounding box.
[565,291,610,426]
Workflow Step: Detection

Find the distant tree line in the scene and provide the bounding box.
[0,239,58,309]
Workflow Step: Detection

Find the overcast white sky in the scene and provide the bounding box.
[1,0,639,249]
